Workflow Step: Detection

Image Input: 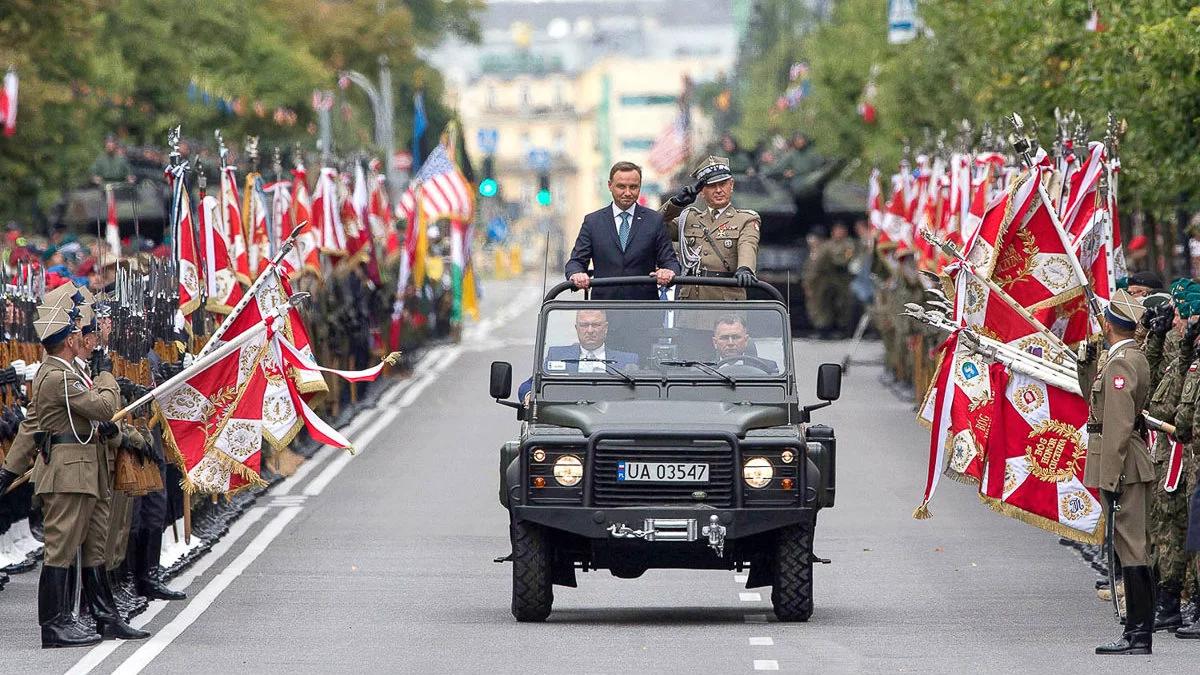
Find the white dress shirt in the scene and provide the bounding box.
[709,204,731,221]
[578,345,607,373]
[611,203,636,238]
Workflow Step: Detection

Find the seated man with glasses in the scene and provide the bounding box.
[518,309,639,400]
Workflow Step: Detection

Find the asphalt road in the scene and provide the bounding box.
[2,278,1195,673]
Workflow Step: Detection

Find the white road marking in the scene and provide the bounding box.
[734,573,748,583]
[109,507,303,675]
[268,496,307,508]
[743,613,769,623]
[739,592,762,602]
[65,507,271,675]
[748,637,774,646]
[753,660,779,671]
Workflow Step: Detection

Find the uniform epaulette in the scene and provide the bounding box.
[736,208,760,219]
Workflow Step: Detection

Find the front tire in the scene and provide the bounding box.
[771,515,815,622]
[510,520,553,622]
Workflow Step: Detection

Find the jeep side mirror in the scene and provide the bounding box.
[816,363,842,401]
[490,361,513,399]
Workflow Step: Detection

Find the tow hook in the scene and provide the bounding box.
[702,515,727,557]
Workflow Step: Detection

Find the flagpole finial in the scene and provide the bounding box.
[245,136,260,172]
[215,129,228,167]
[168,125,182,166]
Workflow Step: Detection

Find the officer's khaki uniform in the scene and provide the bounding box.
[30,356,120,568]
[660,203,761,301]
[1081,338,1153,565]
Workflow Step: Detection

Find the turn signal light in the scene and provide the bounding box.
[532,476,546,488]
[780,478,794,490]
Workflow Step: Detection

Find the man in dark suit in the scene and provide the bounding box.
[565,161,680,300]
[518,309,639,399]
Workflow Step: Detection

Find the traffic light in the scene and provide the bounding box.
[536,172,552,206]
[479,156,498,197]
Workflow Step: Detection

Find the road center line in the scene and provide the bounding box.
[109,507,303,675]
[752,660,780,671]
[748,637,774,646]
[65,507,271,675]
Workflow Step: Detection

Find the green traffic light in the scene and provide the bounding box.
[536,188,552,206]
[479,178,498,197]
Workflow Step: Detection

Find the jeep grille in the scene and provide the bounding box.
[592,440,734,507]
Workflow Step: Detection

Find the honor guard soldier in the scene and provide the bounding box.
[661,155,761,300]
[0,284,149,648]
[1078,290,1155,655]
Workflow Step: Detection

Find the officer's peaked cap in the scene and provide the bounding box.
[691,156,733,185]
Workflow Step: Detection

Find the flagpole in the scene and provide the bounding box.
[194,221,306,357]
[111,317,275,422]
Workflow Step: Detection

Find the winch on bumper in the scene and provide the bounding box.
[511,505,815,557]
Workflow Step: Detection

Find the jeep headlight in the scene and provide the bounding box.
[743,457,773,488]
[553,455,583,486]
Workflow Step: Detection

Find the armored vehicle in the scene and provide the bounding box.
[490,277,841,622]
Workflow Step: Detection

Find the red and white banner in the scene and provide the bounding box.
[0,69,16,137]
[169,165,203,318]
[313,167,347,255]
[291,164,321,276]
[979,364,1101,543]
[220,166,251,285]
[104,184,120,258]
[198,195,244,314]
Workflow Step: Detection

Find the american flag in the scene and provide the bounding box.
[648,110,690,175]
[398,144,473,222]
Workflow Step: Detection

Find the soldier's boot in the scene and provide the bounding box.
[1096,566,1154,655]
[1154,586,1183,631]
[38,566,101,648]
[120,560,150,614]
[1177,591,1200,639]
[81,566,150,640]
[66,564,96,634]
[134,529,185,601]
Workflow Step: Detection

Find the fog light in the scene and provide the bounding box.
[553,455,583,486]
[780,478,795,490]
[743,457,773,488]
[532,476,546,488]
[780,449,795,464]
[531,448,546,462]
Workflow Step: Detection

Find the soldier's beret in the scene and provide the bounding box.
[1126,270,1164,290]
[691,156,733,185]
[1104,288,1145,330]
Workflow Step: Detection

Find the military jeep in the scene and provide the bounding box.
[490,277,840,622]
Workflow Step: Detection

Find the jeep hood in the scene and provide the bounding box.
[537,400,789,437]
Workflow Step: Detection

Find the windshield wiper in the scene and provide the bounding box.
[659,360,736,387]
[559,358,637,387]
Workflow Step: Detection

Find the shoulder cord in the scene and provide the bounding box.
[49,357,97,446]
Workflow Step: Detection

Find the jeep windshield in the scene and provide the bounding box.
[538,303,790,383]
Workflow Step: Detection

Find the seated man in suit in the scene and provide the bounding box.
[710,314,777,373]
[565,161,680,300]
[518,309,639,400]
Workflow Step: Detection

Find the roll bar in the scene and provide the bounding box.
[543,275,786,303]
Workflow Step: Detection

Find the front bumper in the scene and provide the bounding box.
[512,504,812,540]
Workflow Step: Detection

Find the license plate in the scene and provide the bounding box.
[617,461,709,482]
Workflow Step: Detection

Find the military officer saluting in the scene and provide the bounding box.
[1078,290,1155,655]
[661,156,761,300]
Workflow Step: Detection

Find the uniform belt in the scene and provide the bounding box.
[1086,423,1103,433]
[48,432,85,445]
[695,270,734,278]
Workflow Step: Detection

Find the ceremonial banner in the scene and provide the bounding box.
[220,165,251,285]
[169,164,203,318]
[290,163,321,276]
[198,195,243,314]
[0,68,16,136]
[104,184,120,258]
[156,334,270,495]
[313,167,347,255]
[980,364,1102,543]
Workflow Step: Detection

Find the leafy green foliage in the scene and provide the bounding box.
[0,0,480,223]
[735,0,1200,218]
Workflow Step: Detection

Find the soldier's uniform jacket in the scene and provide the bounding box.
[1081,339,1153,491]
[659,201,761,301]
[1173,350,1200,447]
[1145,332,1187,461]
[28,357,120,499]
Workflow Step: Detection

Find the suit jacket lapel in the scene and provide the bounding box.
[623,205,644,259]
[600,206,622,256]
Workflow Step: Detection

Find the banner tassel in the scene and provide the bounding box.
[912,502,932,520]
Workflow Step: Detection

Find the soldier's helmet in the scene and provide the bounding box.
[691,156,733,185]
